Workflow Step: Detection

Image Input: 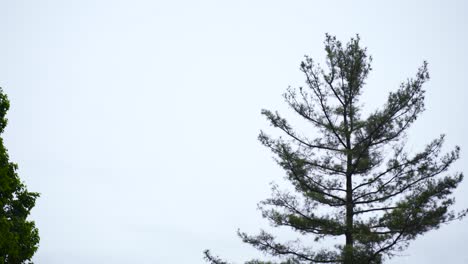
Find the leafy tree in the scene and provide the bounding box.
[204,35,467,264]
[0,88,39,263]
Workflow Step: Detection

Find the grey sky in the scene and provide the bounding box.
[1,0,467,263]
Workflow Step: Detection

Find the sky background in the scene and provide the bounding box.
[1,0,468,263]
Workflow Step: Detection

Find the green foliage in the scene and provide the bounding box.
[204,35,466,263]
[0,88,39,263]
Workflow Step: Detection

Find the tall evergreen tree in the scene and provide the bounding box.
[204,35,467,264]
[0,88,39,263]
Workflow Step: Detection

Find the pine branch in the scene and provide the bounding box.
[239,230,341,263]
[354,149,458,204]
[260,111,342,152]
[301,62,348,149]
[261,190,345,236]
[203,250,230,264]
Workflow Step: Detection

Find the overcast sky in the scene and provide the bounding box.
[1,1,468,263]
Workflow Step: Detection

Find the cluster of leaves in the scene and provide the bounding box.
[0,89,39,263]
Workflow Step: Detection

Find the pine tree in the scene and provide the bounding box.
[204,35,467,264]
[0,88,40,263]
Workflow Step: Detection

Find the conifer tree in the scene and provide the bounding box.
[0,88,40,263]
[204,35,467,264]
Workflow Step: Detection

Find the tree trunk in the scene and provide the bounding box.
[345,169,354,264]
[344,107,354,264]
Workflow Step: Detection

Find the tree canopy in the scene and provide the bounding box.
[204,34,467,264]
[0,88,39,263]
